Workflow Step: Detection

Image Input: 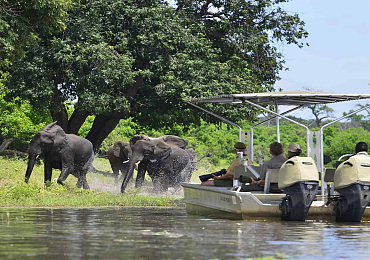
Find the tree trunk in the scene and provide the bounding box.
[0,138,13,151]
[50,102,69,132]
[85,115,121,152]
[68,110,90,134]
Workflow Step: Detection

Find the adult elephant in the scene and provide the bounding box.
[107,141,132,184]
[25,122,94,189]
[121,135,194,193]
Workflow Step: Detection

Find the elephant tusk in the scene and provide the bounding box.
[150,159,157,163]
[122,160,129,164]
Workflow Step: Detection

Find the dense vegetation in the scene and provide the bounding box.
[2,0,308,150]
[2,103,370,169]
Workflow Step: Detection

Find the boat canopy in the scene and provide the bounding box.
[187,90,370,105]
[186,90,370,198]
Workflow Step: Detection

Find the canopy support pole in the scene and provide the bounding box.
[186,101,245,142]
[275,100,280,143]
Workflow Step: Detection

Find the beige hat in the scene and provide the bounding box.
[234,142,246,149]
[287,143,301,152]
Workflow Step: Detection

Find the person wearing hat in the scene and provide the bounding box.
[240,142,286,192]
[287,143,302,158]
[201,141,247,187]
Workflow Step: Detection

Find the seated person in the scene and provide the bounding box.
[240,142,286,192]
[353,142,370,158]
[287,142,302,159]
[201,142,247,187]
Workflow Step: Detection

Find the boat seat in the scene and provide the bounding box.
[234,165,261,184]
[264,169,280,194]
[324,168,336,196]
[324,168,336,182]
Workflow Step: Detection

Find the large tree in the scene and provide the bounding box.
[5,0,308,150]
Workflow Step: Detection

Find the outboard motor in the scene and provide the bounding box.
[278,157,319,221]
[333,156,370,222]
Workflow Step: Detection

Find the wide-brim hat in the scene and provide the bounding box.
[234,142,246,149]
[287,142,301,152]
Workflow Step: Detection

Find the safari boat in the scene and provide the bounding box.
[181,91,370,222]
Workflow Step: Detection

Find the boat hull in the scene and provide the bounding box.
[181,183,370,221]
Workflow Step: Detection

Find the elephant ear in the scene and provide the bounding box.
[39,131,54,145]
[161,135,188,149]
[154,141,171,158]
[29,131,53,155]
[47,123,67,151]
[122,143,132,160]
[129,134,150,147]
[42,121,59,132]
[112,142,122,157]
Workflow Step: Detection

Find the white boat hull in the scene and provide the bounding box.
[181,183,370,221]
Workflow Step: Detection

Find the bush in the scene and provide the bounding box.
[0,91,51,151]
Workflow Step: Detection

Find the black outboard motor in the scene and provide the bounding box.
[334,157,370,222]
[278,157,319,221]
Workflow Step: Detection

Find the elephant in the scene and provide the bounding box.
[121,135,194,193]
[25,122,94,189]
[107,141,132,184]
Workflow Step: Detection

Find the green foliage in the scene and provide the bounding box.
[77,116,95,138]
[95,118,370,170]
[0,0,73,78]
[324,127,370,167]
[5,0,309,139]
[0,86,51,150]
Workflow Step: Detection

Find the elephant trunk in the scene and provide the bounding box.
[121,161,136,193]
[25,155,37,183]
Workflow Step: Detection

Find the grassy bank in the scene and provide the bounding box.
[0,155,217,207]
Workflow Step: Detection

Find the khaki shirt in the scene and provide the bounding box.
[227,156,252,176]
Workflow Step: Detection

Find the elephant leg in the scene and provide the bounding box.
[134,163,146,189]
[77,175,90,190]
[111,165,120,185]
[44,159,53,184]
[76,178,83,188]
[57,163,72,186]
[152,173,169,193]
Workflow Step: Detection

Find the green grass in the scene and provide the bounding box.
[1,155,219,207]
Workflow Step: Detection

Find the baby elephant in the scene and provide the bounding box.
[25,122,94,189]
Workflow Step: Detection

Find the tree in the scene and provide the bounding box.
[307,104,334,127]
[343,104,370,131]
[0,0,73,80]
[5,0,308,151]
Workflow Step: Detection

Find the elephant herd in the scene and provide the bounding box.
[24,122,197,193]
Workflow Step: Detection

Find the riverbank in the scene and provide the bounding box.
[0,156,204,207]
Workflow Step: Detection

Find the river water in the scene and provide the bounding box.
[0,207,369,259]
